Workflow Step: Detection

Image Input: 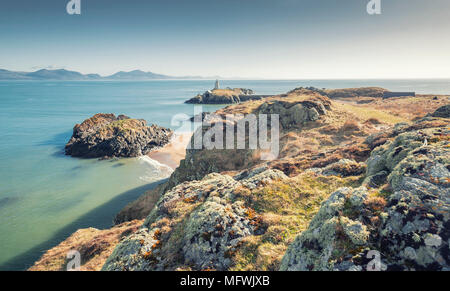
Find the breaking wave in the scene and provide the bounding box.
[137,156,173,182]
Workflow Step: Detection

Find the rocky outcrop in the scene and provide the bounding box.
[102,168,287,271]
[281,117,450,271]
[257,97,331,129]
[65,113,172,158]
[185,88,259,104]
[189,112,210,122]
[431,104,450,118]
[280,186,371,271]
[167,95,334,191]
[325,87,389,99]
[364,120,448,185]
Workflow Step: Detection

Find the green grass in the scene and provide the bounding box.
[230,173,362,270]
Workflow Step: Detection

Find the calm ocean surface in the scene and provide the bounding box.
[0,79,449,270]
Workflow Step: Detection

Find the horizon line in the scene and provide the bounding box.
[2,67,450,81]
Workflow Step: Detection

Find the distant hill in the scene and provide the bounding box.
[0,68,211,80]
[0,69,103,80]
[25,69,102,80]
[105,70,172,80]
[0,69,31,80]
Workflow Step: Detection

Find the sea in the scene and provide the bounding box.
[0,79,449,270]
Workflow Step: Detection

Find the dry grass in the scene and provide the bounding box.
[231,173,362,271]
[335,102,409,124]
[349,95,449,121]
[211,88,243,97]
[191,88,438,181]
[325,87,388,98]
[341,120,362,133]
[262,97,383,176]
[29,220,143,271]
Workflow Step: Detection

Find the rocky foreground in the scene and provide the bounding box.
[281,116,450,271]
[65,113,173,158]
[32,89,449,271]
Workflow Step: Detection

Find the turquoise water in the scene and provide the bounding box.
[0,79,449,270]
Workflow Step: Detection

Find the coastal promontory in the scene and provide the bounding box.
[185,87,261,104]
[65,113,173,158]
[32,89,449,271]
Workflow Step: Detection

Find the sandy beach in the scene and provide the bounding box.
[147,132,192,169]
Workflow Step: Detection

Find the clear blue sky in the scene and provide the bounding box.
[1,0,450,78]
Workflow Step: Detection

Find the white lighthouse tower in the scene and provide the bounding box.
[214,79,220,90]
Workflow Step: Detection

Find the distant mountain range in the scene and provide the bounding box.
[0,68,217,80]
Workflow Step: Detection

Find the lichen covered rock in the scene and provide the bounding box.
[258,97,330,129]
[378,134,449,270]
[365,125,448,185]
[101,228,160,271]
[182,198,255,270]
[102,169,287,271]
[281,121,450,271]
[280,187,370,271]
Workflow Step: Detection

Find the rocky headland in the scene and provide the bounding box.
[185,86,390,105]
[185,88,264,104]
[65,113,173,158]
[32,88,449,271]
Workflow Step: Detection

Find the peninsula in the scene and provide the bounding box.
[30,87,449,271]
[185,80,271,104]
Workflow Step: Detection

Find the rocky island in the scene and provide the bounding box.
[32,88,449,271]
[185,88,260,104]
[185,80,270,104]
[65,113,173,158]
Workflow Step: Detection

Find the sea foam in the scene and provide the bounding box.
[137,156,173,181]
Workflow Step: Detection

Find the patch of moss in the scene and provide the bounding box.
[342,199,360,219]
[102,119,142,135]
[371,187,393,199]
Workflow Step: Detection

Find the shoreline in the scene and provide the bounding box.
[147,132,192,170]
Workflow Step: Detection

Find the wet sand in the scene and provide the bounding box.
[148,132,192,169]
